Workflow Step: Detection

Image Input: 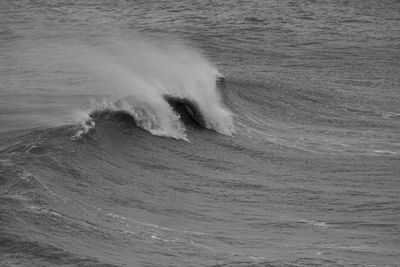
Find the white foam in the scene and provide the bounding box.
[373,150,399,155]
[73,109,95,139]
[300,219,330,229]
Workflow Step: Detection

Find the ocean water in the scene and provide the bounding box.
[1,0,400,266]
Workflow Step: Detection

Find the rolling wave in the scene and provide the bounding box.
[74,85,234,141]
[62,39,236,140]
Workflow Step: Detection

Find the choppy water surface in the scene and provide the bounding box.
[1,1,400,266]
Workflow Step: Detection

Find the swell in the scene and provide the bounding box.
[224,77,399,130]
[1,97,398,266]
[0,233,119,267]
[0,124,148,266]
[0,121,227,266]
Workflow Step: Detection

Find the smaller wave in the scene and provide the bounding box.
[299,219,330,229]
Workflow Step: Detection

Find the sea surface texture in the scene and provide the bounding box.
[1,1,400,266]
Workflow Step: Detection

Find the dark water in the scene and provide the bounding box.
[1,1,400,266]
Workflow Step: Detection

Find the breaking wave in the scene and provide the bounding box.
[69,38,234,140]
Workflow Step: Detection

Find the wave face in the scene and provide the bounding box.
[1,0,400,267]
